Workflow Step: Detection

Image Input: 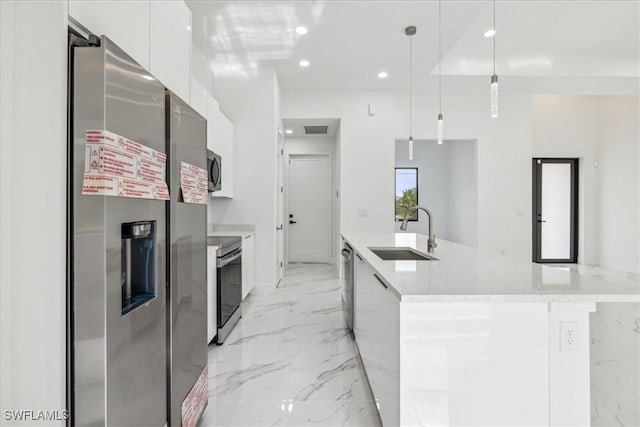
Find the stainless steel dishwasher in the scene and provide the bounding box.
[341,241,354,331]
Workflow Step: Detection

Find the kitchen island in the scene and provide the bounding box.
[341,232,640,427]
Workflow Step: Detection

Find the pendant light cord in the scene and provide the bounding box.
[439,0,442,114]
[409,34,413,138]
[493,0,496,75]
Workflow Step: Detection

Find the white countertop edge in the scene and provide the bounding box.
[399,294,640,303]
[208,224,255,238]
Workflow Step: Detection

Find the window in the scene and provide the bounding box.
[395,168,418,221]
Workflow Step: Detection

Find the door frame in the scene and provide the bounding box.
[276,128,285,286]
[286,153,334,264]
[532,158,579,263]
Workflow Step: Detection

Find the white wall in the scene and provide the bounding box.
[1,1,68,424]
[597,97,639,273]
[447,141,479,246]
[282,89,533,259]
[394,139,477,247]
[284,135,339,263]
[207,68,280,286]
[532,95,639,272]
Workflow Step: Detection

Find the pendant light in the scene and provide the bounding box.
[437,0,444,145]
[490,0,499,118]
[406,25,416,160]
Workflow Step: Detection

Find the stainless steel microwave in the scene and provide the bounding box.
[207,150,221,192]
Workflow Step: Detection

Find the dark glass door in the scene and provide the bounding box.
[532,158,579,263]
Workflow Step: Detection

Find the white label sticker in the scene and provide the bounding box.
[180,161,208,204]
[81,130,170,200]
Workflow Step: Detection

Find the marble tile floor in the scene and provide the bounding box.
[198,264,382,427]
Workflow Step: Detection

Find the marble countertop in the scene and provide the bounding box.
[207,224,255,239]
[342,232,640,303]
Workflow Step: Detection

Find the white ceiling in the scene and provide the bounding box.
[188,1,639,91]
[283,118,340,138]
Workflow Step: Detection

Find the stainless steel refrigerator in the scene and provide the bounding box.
[165,92,208,427]
[70,35,207,426]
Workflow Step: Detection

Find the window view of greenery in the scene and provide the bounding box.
[395,168,418,221]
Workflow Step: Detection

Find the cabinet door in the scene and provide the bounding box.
[241,234,255,300]
[207,246,217,344]
[355,256,400,426]
[150,0,191,101]
[190,77,208,119]
[69,0,150,69]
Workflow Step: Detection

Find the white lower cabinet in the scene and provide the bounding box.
[241,234,255,300]
[354,254,400,426]
[207,246,217,344]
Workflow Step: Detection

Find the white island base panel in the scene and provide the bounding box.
[397,302,593,427]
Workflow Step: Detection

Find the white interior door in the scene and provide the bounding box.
[288,155,331,263]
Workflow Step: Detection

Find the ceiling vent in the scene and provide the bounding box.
[304,125,328,135]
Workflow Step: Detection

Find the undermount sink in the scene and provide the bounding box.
[368,247,438,261]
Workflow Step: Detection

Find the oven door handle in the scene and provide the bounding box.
[217,249,242,268]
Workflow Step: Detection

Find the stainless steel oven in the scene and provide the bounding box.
[341,241,354,331]
[208,236,242,343]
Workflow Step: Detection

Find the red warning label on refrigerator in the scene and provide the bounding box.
[82,130,170,200]
[181,366,208,427]
[180,161,208,204]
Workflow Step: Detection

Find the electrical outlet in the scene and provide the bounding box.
[560,321,579,352]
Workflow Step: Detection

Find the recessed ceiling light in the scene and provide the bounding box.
[285,129,293,134]
[483,29,496,38]
[187,25,191,32]
[295,26,308,35]
[377,71,389,79]
[142,74,154,81]
[298,59,310,68]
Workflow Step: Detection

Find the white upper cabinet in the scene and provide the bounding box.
[190,78,208,119]
[150,1,191,101]
[207,95,235,198]
[69,0,151,68]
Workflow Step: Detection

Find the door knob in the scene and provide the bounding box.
[289,220,297,224]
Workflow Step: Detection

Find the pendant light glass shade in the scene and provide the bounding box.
[408,136,414,160]
[437,114,444,145]
[491,74,499,118]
